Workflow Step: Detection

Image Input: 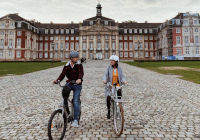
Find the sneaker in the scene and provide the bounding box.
[71,120,78,127]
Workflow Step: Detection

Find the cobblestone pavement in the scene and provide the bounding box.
[0,60,200,140]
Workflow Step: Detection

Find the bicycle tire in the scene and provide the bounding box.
[113,102,124,136]
[48,109,67,140]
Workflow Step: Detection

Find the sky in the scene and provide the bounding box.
[0,0,200,24]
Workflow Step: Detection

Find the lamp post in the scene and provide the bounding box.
[51,42,55,67]
[137,40,141,67]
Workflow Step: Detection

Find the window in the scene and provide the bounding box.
[150,36,153,40]
[70,42,74,50]
[139,29,142,33]
[97,35,101,40]
[186,48,189,54]
[124,42,128,50]
[10,23,14,27]
[135,52,138,57]
[105,35,108,40]
[39,52,43,58]
[183,20,189,25]
[9,51,12,57]
[9,31,13,35]
[145,42,148,49]
[45,29,48,34]
[65,43,69,50]
[76,37,79,40]
[105,42,108,49]
[124,52,128,57]
[176,28,181,33]
[17,31,22,36]
[66,37,69,40]
[50,29,54,34]
[176,36,181,45]
[119,42,123,50]
[129,29,132,33]
[56,29,59,34]
[194,20,198,25]
[177,48,181,56]
[150,52,153,57]
[16,51,21,58]
[65,52,69,58]
[185,28,188,32]
[195,36,199,44]
[45,37,48,40]
[195,28,198,32]
[150,42,153,49]
[71,29,74,34]
[17,22,21,27]
[144,29,147,33]
[124,36,127,40]
[124,29,127,34]
[134,36,137,40]
[129,36,133,40]
[50,53,53,58]
[60,37,63,40]
[60,43,63,50]
[83,36,86,40]
[75,42,79,50]
[40,37,43,40]
[55,37,58,40]
[90,21,93,25]
[61,29,64,34]
[129,42,133,50]
[71,37,74,40]
[139,36,142,40]
[83,43,86,50]
[112,36,115,40]
[50,37,54,40]
[45,43,48,50]
[40,43,43,50]
[0,39,4,46]
[185,36,189,45]
[66,29,69,34]
[149,29,153,33]
[134,29,137,33]
[104,21,108,25]
[90,42,93,48]
[9,39,12,46]
[112,42,115,50]
[90,36,93,40]
[129,52,133,57]
[196,48,199,54]
[55,53,58,58]
[120,52,123,57]
[145,52,148,57]
[60,53,63,58]
[17,39,21,46]
[145,36,148,40]
[105,53,109,59]
[0,51,3,58]
[97,42,101,48]
[45,53,48,58]
[176,19,180,25]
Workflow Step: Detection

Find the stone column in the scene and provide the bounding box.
[94,35,96,59]
[109,35,112,57]
[86,35,89,59]
[102,35,105,59]
[79,35,83,58]
[116,35,119,56]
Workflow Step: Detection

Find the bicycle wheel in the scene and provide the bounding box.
[113,102,124,136]
[48,109,67,140]
[110,100,114,118]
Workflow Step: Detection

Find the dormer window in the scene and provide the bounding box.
[176,19,180,25]
[104,21,108,25]
[61,29,64,34]
[129,29,132,33]
[10,23,13,27]
[90,21,93,25]
[17,22,21,27]
[56,29,59,34]
[71,29,74,34]
[124,29,127,34]
[50,29,54,34]
[66,29,69,34]
[45,29,48,34]
[149,29,153,33]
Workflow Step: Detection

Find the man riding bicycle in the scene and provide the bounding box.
[53,51,84,127]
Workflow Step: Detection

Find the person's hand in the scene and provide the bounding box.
[103,81,107,84]
[76,79,81,84]
[53,80,57,84]
[123,81,127,84]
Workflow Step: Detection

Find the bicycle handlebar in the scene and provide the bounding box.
[105,82,125,89]
[54,80,77,87]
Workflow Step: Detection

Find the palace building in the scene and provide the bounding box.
[0,3,200,61]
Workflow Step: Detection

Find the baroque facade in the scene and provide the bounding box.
[0,3,200,61]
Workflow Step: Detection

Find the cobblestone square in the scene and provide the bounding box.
[0,60,200,140]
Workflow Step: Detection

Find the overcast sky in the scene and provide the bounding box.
[0,0,200,24]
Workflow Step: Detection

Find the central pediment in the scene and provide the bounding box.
[87,23,111,32]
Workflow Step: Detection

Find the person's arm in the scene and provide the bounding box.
[76,64,84,84]
[57,66,67,82]
[103,66,109,83]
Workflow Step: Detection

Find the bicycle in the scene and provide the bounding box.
[106,82,125,136]
[48,80,81,140]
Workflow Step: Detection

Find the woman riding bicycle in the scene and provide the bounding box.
[103,55,127,119]
[53,51,84,127]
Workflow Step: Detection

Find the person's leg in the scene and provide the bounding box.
[107,96,111,119]
[72,85,82,121]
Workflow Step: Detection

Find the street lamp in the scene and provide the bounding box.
[51,42,55,67]
[136,40,141,67]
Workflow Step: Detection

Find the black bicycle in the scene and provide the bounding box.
[48,80,81,140]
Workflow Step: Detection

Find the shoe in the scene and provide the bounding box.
[107,110,110,119]
[71,120,78,127]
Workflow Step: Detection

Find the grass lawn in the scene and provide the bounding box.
[123,61,200,84]
[0,62,66,77]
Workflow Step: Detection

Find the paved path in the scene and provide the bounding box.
[0,60,200,140]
